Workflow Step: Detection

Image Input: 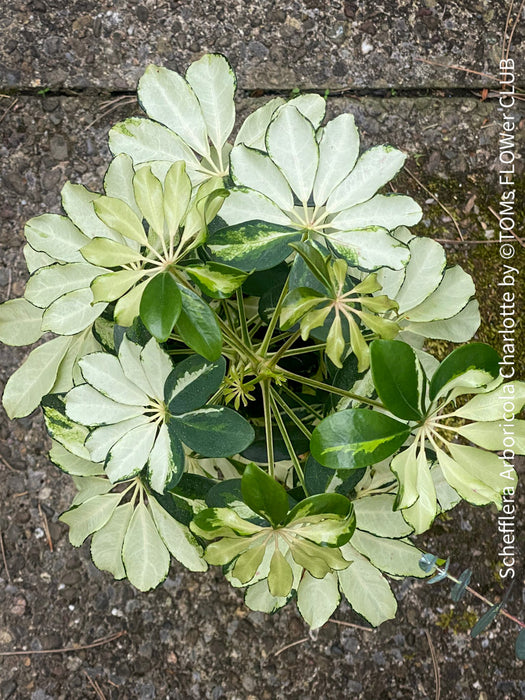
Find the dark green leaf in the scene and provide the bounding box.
[151,492,193,527]
[470,603,502,638]
[176,284,222,361]
[310,408,410,470]
[208,220,301,272]
[370,339,425,421]
[172,406,255,457]
[241,423,309,463]
[125,316,152,346]
[289,241,333,291]
[170,473,216,501]
[429,343,501,401]
[165,354,226,414]
[515,629,525,660]
[284,493,353,525]
[242,262,289,297]
[140,271,182,342]
[451,568,472,602]
[205,479,243,508]
[241,462,289,526]
[335,468,367,496]
[304,455,334,496]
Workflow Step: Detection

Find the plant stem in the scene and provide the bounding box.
[236,289,252,349]
[217,317,260,365]
[270,388,312,439]
[279,369,383,409]
[274,342,327,358]
[261,380,275,478]
[438,568,525,629]
[268,330,301,367]
[259,278,289,356]
[269,393,307,494]
[280,383,324,421]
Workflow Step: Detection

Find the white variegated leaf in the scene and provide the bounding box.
[331,194,422,230]
[149,497,207,571]
[186,53,236,153]
[2,335,72,418]
[297,571,340,629]
[138,65,210,156]
[41,288,107,336]
[313,113,360,206]
[327,145,407,213]
[122,501,170,591]
[0,298,43,346]
[266,105,319,204]
[60,492,123,547]
[24,214,88,263]
[91,502,134,579]
[230,145,294,211]
[105,421,157,482]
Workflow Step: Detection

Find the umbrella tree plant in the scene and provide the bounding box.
[1,54,524,647]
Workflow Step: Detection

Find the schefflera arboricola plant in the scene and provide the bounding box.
[0,53,520,635]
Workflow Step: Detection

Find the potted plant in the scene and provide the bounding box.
[0,54,523,652]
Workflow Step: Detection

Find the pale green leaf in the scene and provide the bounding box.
[313,113,360,206]
[244,578,290,614]
[118,336,157,398]
[456,419,525,454]
[140,338,173,398]
[286,93,326,130]
[109,118,200,168]
[41,288,106,335]
[220,187,291,226]
[327,145,406,213]
[328,227,410,271]
[235,98,285,149]
[350,530,426,577]
[331,194,422,230]
[406,299,480,342]
[60,492,123,547]
[49,441,104,477]
[0,298,43,346]
[25,263,107,310]
[66,384,145,426]
[122,501,170,591]
[455,382,525,421]
[79,352,149,405]
[2,335,71,418]
[91,269,145,303]
[147,423,184,494]
[23,245,55,273]
[86,416,150,462]
[266,104,319,204]
[61,182,124,244]
[133,166,165,236]
[91,502,134,579]
[71,476,113,506]
[138,65,210,156]
[394,237,446,314]
[149,497,208,572]
[338,544,397,626]
[81,237,143,267]
[105,421,157,482]
[352,494,413,538]
[297,571,340,629]
[186,53,236,152]
[163,161,192,238]
[94,196,147,245]
[114,279,149,326]
[24,214,88,263]
[403,266,475,322]
[230,144,294,211]
[104,153,141,217]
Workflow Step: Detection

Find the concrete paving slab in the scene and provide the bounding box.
[1,0,523,91]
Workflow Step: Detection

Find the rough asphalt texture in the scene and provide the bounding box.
[1,1,524,698]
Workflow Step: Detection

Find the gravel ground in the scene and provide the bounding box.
[1,2,525,698]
